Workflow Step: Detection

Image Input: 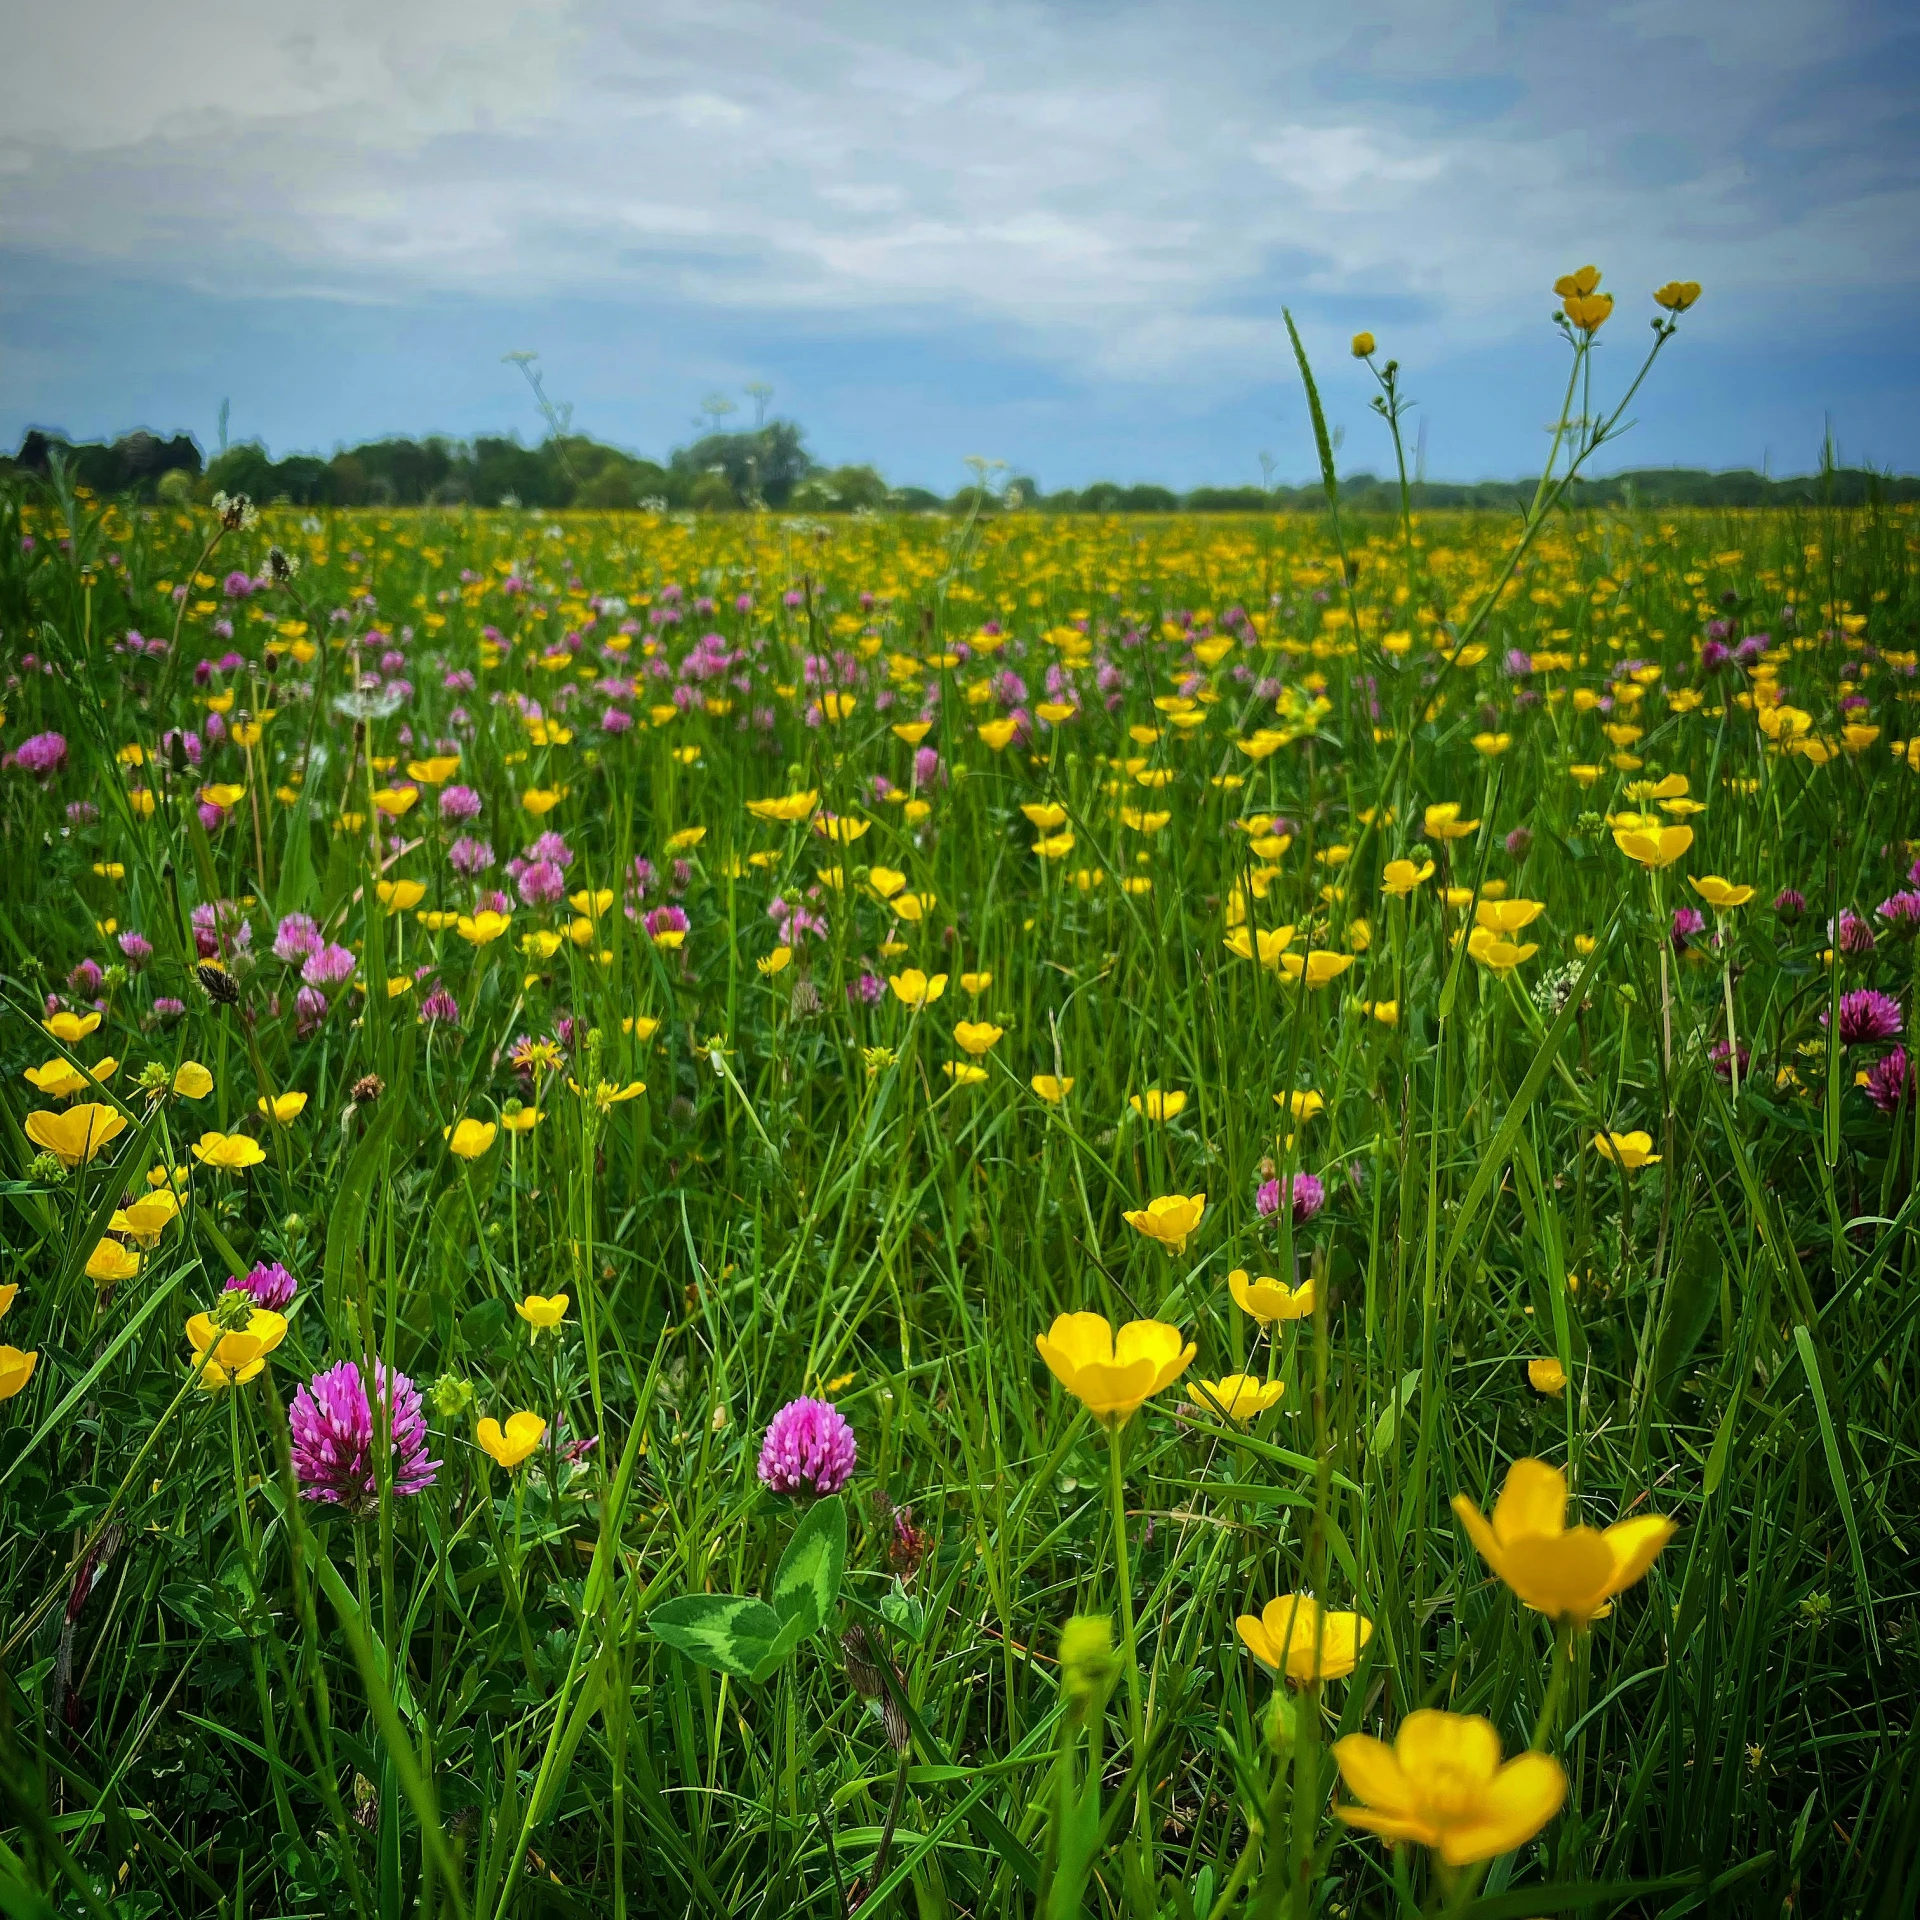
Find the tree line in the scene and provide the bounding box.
[6,423,1915,513]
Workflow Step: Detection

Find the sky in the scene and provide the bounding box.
[3,0,1917,491]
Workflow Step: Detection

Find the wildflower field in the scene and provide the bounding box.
[2,297,1918,1919]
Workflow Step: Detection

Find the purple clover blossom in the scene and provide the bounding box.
[68,958,103,996]
[1671,906,1707,950]
[1711,1039,1752,1082]
[301,943,357,990]
[1876,889,1920,931]
[448,835,495,877]
[273,912,324,964]
[527,831,573,869]
[10,731,68,777]
[235,1261,298,1311]
[847,970,885,1005]
[418,986,460,1028]
[294,985,329,1036]
[1863,1047,1912,1114]
[288,1360,438,1514]
[118,930,153,971]
[1831,911,1875,956]
[1773,888,1807,917]
[1256,1171,1327,1226]
[439,784,482,822]
[1826,989,1903,1046]
[153,996,187,1022]
[67,800,100,826]
[756,1397,857,1498]
[517,859,566,907]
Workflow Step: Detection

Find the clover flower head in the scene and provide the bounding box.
[756,1397,857,1498]
[288,1360,437,1514]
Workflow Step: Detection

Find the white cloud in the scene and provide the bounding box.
[1,0,1914,396]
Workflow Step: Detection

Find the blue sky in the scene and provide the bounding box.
[3,0,1917,490]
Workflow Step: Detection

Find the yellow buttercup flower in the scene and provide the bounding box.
[1020,802,1068,831]
[0,1347,38,1400]
[501,1106,542,1133]
[1122,1192,1206,1253]
[1187,1373,1285,1424]
[1475,898,1544,934]
[1035,1313,1195,1426]
[446,1118,498,1159]
[1130,1088,1187,1122]
[521,788,563,816]
[1277,1090,1325,1121]
[377,878,426,913]
[257,1092,308,1124]
[192,1131,267,1171]
[943,1060,989,1085]
[960,970,993,995]
[1030,1074,1074,1104]
[1350,331,1375,357]
[953,1020,1004,1056]
[1237,1594,1372,1684]
[1223,924,1295,969]
[371,786,419,818]
[457,911,513,946]
[514,1293,570,1339]
[757,945,793,976]
[406,755,461,784]
[1467,928,1538,973]
[570,1079,646,1112]
[1451,1457,1674,1623]
[1593,1130,1660,1172]
[885,969,945,1012]
[44,1010,101,1045]
[1690,875,1754,909]
[186,1307,287,1388]
[746,789,820,825]
[0,1285,15,1321]
[1280,949,1353,988]
[478,1411,546,1469]
[173,1061,215,1099]
[23,1057,111,1098]
[1612,823,1693,868]
[1653,280,1701,312]
[1228,1269,1315,1323]
[977,717,1019,751]
[1381,858,1434,896]
[1423,802,1479,842]
[86,1238,141,1285]
[25,1103,127,1167]
[1528,1356,1568,1394]
[1333,1710,1566,1864]
[109,1190,179,1246]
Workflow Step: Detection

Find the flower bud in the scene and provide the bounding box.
[1058,1614,1118,1719]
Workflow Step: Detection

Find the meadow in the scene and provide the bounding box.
[1,289,1917,1919]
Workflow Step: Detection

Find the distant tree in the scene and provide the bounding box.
[670,421,814,508]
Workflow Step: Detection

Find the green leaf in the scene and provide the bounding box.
[1369,1369,1422,1461]
[1652,1222,1721,1404]
[649,1594,786,1681]
[769,1492,847,1636]
[878,1579,926,1644]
